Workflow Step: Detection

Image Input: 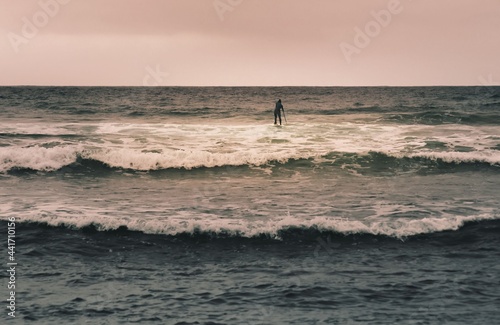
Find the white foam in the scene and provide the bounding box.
[0,122,83,136]
[82,147,302,170]
[1,122,499,172]
[406,150,500,166]
[3,210,498,239]
[0,145,80,173]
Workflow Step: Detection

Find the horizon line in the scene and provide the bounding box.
[1,84,499,88]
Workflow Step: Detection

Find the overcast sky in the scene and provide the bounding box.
[1,0,499,86]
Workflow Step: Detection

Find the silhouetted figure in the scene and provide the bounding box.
[274,99,285,125]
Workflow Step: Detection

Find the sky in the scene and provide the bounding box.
[1,0,499,86]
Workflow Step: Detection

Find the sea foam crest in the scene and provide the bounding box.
[9,213,498,239]
[84,147,301,170]
[401,150,500,166]
[0,141,310,172]
[0,145,80,173]
[1,145,500,173]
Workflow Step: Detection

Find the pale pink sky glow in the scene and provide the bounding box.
[1,0,499,86]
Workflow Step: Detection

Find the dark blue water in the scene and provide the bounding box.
[1,86,499,324]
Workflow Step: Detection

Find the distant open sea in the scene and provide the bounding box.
[1,86,499,324]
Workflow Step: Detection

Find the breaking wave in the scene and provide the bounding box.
[1,145,499,174]
[5,213,499,241]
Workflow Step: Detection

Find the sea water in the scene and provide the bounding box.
[1,86,499,324]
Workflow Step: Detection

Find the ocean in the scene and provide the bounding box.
[1,86,499,324]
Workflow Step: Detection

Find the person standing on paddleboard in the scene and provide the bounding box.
[274,99,285,125]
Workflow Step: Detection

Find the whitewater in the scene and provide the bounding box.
[1,122,499,172]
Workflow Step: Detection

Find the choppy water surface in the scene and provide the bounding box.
[1,86,499,324]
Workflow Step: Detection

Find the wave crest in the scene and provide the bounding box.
[1,145,499,174]
[7,213,499,240]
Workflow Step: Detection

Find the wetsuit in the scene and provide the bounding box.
[274,101,284,125]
